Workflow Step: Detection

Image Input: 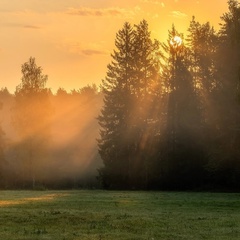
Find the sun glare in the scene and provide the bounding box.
[170,36,182,48]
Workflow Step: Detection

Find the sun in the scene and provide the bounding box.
[170,36,182,48]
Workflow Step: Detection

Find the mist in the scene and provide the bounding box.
[0,86,103,189]
[0,1,239,191]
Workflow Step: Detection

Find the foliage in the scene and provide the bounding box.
[98,1,240,190]
[11,57,52,188]
[207,0,240,188]
[98,21,161,189]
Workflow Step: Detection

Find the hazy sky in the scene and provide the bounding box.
[0,0,228,93]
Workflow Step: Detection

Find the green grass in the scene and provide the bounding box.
[0,190,240,239]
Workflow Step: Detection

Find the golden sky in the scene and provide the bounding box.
[0,0,228,93]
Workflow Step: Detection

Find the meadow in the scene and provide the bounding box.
[0,190,239,240]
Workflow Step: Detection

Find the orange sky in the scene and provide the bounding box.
[0,0,229,93]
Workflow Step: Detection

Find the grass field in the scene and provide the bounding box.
[0,190,240,239]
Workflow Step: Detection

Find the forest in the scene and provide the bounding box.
[0,0,240,190]
[0,82,103,189]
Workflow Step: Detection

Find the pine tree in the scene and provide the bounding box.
[98,22,135,188]
[187,17,218,94]
[186,17,221,187]
[219,0,240,97]
[129,20,162,188]
[98,21,161,189]
[159,26,206,189]
[209,0,240,188]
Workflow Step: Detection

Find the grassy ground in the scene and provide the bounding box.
[0,190,239,239]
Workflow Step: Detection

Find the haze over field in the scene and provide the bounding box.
[0,86,103,187]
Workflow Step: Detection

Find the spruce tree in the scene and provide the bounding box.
[160,26,206,189]
[98,22,135,188]
[98,21,161,189]
[131,20,162,188]
[210,0,240,188]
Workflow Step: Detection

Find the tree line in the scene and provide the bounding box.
[0,60,102,189]
[98,0,240,190]
[0,0,239,190]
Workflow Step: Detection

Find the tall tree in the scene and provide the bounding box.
[159,26,206,189]
[98,22,135,189]
[218,0,240,98]
[187,17,218,95]
[186,18,222,187]
[98,21,161,189]
[12,57,52,188]
[130,20,162,188]
[209,0,240,188]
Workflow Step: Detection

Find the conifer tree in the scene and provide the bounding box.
[130,20,162,188]
[98,21,161,189]
[209,0,240,188]
[98,22,135,188]
[159,26,206,189]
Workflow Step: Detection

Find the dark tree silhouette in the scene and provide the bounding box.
[208,0,240,188]
[156,26,206,189]
[98,21,161,189]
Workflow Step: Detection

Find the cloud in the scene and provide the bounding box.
[5,22,41,29]
[78,44,109,56]
[141,0,165,7]
[81,49,108,56]
[59,41,109,57]
[23,25,41,29]
[66,7,136,18]
[169,10,187,19]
